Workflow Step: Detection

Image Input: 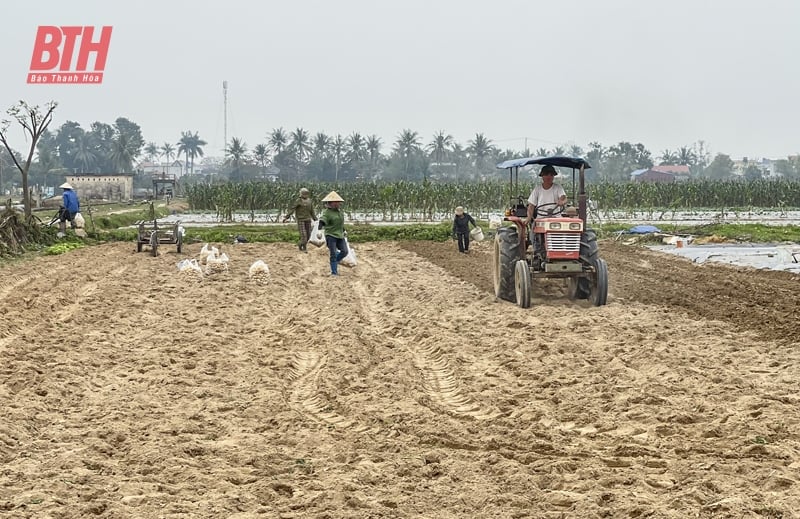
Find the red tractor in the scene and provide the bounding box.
[492,156,608,308]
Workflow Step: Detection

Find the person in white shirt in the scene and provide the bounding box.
[525,164,567,224]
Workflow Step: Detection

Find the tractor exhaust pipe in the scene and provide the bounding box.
[578,164,587,227]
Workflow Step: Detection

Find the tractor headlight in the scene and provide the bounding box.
[569,223,582,230]
[549,222,561,230]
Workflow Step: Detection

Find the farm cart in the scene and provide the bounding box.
[492,155,608,308]
[135,203,183,256]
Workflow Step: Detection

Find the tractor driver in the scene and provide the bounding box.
[524,164,567,224]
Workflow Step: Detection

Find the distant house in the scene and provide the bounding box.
[136,160,185,178]
[651,165,690,178]
[61,174,134,201]
[631,164,691,183]
[732,157,775,178]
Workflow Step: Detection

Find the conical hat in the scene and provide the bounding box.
[59,182,73,189]
[321,191,344,202]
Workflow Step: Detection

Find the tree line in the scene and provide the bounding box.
[3,102,800,200]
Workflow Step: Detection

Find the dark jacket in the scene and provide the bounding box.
[287,197,316,221]
[453,213,476,235]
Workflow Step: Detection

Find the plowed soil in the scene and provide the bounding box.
[1,238,798,518]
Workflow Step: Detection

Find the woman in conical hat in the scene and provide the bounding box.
[317,191,347,275]
[321,191,344,203]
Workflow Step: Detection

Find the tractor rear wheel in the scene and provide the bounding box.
[568,229,599,300]
[590,257,609,306]
[514,260,531,308]
[493,227,519,302]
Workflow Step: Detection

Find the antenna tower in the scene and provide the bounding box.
[223,80,228,153]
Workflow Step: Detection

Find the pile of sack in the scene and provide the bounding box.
[176,258,203,281]
[248,259,271,284]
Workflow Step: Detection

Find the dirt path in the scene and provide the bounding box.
[1,239,798,518]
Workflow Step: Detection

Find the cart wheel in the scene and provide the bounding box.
[176,232,183,253]
[150,231,159,257]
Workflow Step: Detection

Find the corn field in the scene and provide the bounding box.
[184,179,800,221]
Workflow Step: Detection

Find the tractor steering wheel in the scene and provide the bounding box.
[536,202,564,217]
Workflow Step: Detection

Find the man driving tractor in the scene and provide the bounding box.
[524,164,567,223]
[524,164,568,258]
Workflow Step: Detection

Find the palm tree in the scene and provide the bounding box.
[289,127,311,163]
[346,132,366,162]
[427,130,453,164]
[268,127,288,157]
[569,144,583,157]
[366,135,382,162]
[312,132,330,160]
[253,143,269,172]
[467,133,494,176]
[393,129,421,180]
[160,142,176,171]
[677,146,697,166]
[534,147,549,157]
[365,134,382,179]
[109,133,134,173]
[226,137,248,180]
[144,142,159,163]
[450,142,467,179]
[177,131,193,176]
[74,133,98,173]
[187,132,207,175]
[659,149,678,165]
[331,134,346,181]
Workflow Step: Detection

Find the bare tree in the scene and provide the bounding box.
[0,100,58,218]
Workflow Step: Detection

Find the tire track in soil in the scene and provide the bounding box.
[411,340,501,420]
[358,248,501,421]
[286,350,371,433]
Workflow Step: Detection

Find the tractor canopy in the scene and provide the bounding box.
[496,155,592,170]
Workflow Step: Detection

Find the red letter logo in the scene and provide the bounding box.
[28,26,112,85]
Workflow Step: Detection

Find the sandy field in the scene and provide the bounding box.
[1,236,799,518]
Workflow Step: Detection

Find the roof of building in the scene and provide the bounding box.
[652,165,690,175]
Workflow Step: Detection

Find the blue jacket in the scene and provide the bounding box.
[62,189,79,214]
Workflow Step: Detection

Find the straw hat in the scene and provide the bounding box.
[59,182,73,189]
[455,206,464,215]
[321,191,344,202]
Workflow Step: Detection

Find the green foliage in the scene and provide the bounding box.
[92,207,170,230]
[682,223,800,243]
[44,241,85,255]
[185,179,800,222]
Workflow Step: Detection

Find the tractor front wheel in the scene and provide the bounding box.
[568,229,599,300]
[590,258,609,306]
[514,260,531,308]
[493,227,519,302]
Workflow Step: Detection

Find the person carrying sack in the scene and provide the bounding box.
[58,182,80,236]
[452,206,477,253]
[317,191,348,276]
[283,187,317,252]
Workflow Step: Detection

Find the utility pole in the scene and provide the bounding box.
[223,80,228,154]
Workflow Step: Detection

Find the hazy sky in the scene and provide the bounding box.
[2,0,799,162]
